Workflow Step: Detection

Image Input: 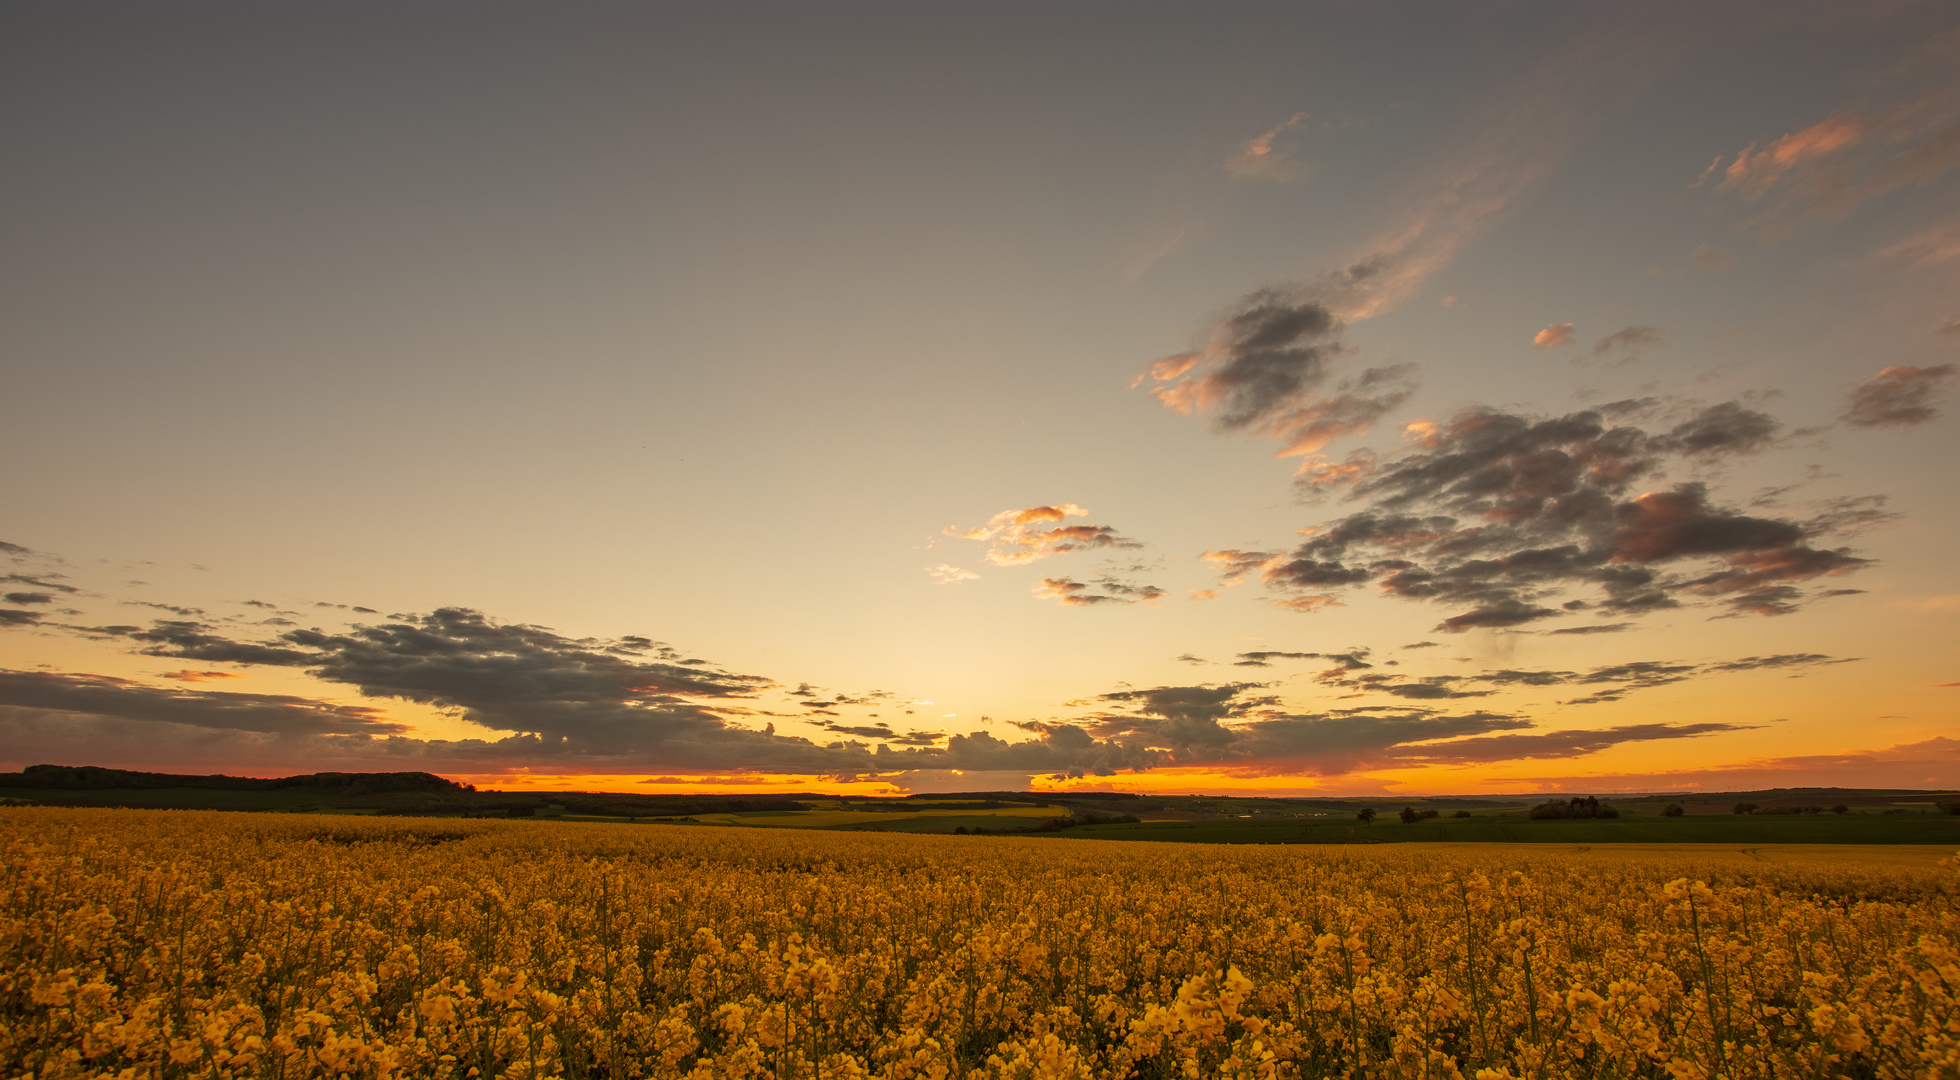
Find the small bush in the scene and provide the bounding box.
[1733,802,1759,815]
[1662,804,1684,817]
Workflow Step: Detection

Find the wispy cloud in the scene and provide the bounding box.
[1226,113,1315,181]
[1714,29,1960,239]
[925,564,980,585]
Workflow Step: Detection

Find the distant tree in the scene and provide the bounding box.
[1733,802,1759,815]
[1529,796,1619,820]
[1663,804,1684,817]
[1937,802,1960,816]
[1399,806,1420,824]
[1451,809,1472,818]
[953,826,969,835]
[1831,804,1849,814]
[1357,808,1377,824]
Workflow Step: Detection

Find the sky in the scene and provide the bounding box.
[3,0,1958,797]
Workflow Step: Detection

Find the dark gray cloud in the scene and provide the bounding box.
[1309,651,1853,706]
[1138,289,1416,454]
[1235,402,1866,626]
[1702,652,1858,673]
[1233,650,1326,667]
[124,601,206,618]
[1842,364,1956,428]
[1396,721,1748,764]
[0,609,46,627]
[3,592,54,605]
[117,620,322,666]
[3,574,79,595]
[0,542,31,558]
[0,669,408,735]
[1233,649,1374,672]
[1656,400,1781,455]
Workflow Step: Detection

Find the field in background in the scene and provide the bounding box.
[6,765,1959,846]
[5,806,1958,1080]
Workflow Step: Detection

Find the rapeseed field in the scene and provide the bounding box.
[3,808,1956,1080]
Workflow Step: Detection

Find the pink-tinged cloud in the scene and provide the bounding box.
[1533,323,1575,347]
[1226,113,1314,181]
[1200,549,1281,588]
[925,564,980,585]
[1714,36,1960,235]
[1876,218,1960,270]
[1315,18,1690,322]
[1721,114,1869,198]
[946,504,1143,567]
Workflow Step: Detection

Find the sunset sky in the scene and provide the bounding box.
[4,0,1957,796]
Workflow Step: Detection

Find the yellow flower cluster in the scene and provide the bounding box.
[4,808,1957,1080]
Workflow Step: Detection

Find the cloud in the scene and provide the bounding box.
[1588,325,1667,360]
[1516,736,1960,792]
[1033,576,1166,608]
[1533,323,1576,347]
[0,669,408,736]
[1205,400,1863,623]
[1690,244,1736,271]
[1874,218,1960,270]
[1938,317,1960,337]
[1232,651,1331,668]
[1842,364,1957,428]
[2,574,78,595]
[3,592,54,605]
[1135,292,1417,461]
[157,669,248,683]
[1397,721,1749,764]
[1226,112,1314,181]
[926,564,980,585]
[1714,30,1960,237]
[1434,599,1561,632]
[1148,649,1853,713]
[0,609,47,628]
[1314,13,1689,322]
[947,504,1142,566]
[1072,679,1746,776]
[23,606,1183,778]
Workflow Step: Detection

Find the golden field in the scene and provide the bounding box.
[3,809,1957,1080]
